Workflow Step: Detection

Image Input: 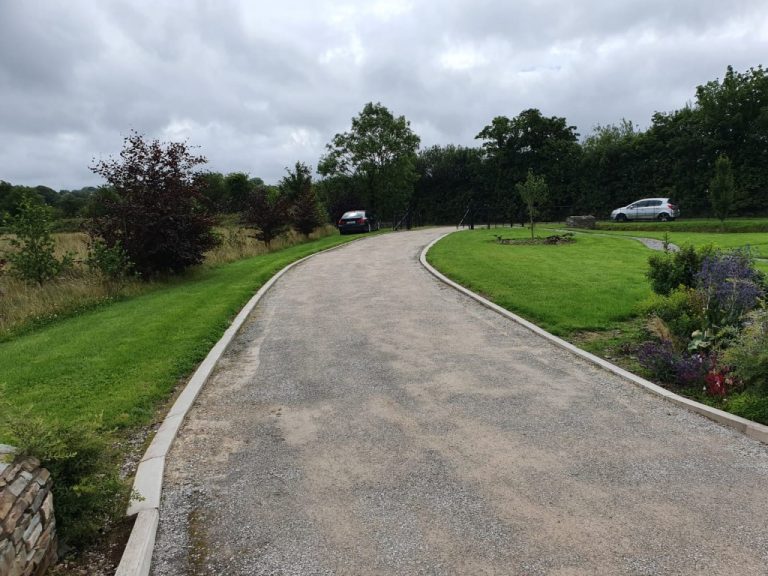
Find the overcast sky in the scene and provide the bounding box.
[1,0,767,190]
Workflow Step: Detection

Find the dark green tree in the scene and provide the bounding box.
[199,172,229,212]
[412,145,486,225]
[281,162,323,237]
[695,65,768,213]
[709,155,735,227]
[242,186,289,247]
[476,109,580,222]
[224,172,253,212]
[318,102,420,220]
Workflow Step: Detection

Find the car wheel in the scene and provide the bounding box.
[616,214,627,222]
[340,229,347,235]
[658,213,670,222]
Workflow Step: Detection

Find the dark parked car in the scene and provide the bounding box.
[337,210,379,234]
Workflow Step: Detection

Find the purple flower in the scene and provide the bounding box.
[638,341,713,387]
[696,249,764,326]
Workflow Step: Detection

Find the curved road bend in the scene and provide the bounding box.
[152,228,768,576]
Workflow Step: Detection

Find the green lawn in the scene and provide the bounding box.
[0,232,364,433]
[427,228,652,335]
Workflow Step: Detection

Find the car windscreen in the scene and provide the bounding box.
[341,211,364,219]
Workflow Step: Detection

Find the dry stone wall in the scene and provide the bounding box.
[0,448,57,576]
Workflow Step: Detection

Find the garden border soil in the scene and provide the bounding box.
[421,230,768,446]
[114,234,373,576]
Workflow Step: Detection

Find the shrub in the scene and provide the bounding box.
[676,353,712,387]
[638,287,703,342]
[705,365,738,397]
[637,340,713,388]
[87,238,134,281]
[88,132,219,276]
[637,340,679,384]
[722,309,768,388]
[724,389,768,425]
[0,408,129,548]
[646,244,714,296]
[696,249,764,328]
[5,193,73,285]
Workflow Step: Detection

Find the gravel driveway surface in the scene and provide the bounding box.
[152,228,768,576]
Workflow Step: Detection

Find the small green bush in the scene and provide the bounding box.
[0,406,129,548]
[723,309,768,388]
[723,389,768,425]
[637,287,703,341]
[87,238,134,281]
[646,244,714,296]
[5,193,73,285]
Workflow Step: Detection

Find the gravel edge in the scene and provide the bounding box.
[420,230,768,446]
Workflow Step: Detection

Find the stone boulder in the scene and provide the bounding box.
[566,215,596,229]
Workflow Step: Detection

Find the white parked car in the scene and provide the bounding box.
[610,198,679,222]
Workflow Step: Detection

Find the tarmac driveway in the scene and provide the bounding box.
[152,228,768,576]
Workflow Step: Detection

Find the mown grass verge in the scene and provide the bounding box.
[428,227,767,425]
[0,232,366,433]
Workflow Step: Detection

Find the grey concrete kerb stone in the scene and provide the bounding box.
[420,230,768,446]
[115,235,373,576]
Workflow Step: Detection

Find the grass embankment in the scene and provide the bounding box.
[428,227,767,424]
[427,227,652,335]
[0,231,362,433]
[0,225,338,336]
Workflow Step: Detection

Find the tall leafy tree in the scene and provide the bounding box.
[242,186,289,247]
[224,172,253,213]
[318,102,420,220]
[579,120,645,214]
[199,172,229,213]
[476,109,580,221]
[281,162,323,236]
[412,145,486,225]
[696,65,768,213]
[89,131,218,276]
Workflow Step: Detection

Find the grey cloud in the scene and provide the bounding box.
[1,0,766,189]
